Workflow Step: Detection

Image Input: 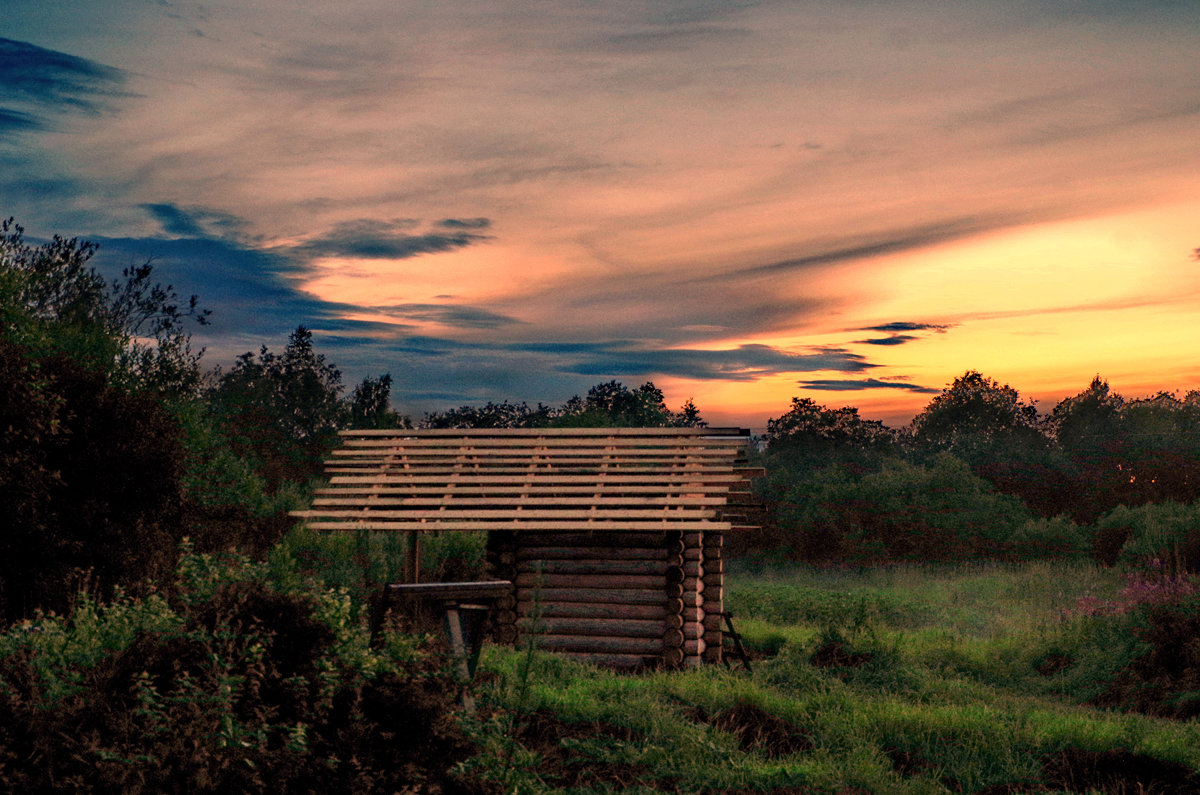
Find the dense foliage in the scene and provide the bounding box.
[0,549,492,794]
[3,218,1200,790]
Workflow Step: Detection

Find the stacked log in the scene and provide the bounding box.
[702,531,724,664]
[484,528,728,670]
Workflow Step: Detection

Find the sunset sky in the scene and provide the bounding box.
[4,1,1200,429]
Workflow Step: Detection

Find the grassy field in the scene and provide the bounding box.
[468,560,1200,794]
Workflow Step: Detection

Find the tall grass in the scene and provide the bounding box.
[474,559,1200,793]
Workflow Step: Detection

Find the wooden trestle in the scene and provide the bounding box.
[291,427,761,669]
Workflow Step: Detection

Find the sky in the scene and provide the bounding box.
[4,0,1200,430]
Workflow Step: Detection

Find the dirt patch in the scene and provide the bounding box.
[1041,747,1200,794]
[885,746,961,792]
[689,701,813,759]
[514,708,655,790]
[809,639,873,669]
[1033,652,1075,677]
[976,747,1200,794]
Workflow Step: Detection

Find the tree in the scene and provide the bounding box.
[207,326,347,486]
[766,398,893,456]
[348,374,411,430]
[0,338,186,621]
[554,380,704,427]
[1050,380,1200,518]
[911,370,1044,455]
[0,218,209,398]
[909,370,1062,514]
[421,400,553,429]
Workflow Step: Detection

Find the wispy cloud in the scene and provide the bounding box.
[523,341,878,381]
[798,378,941,394]
[0,37,126,120]
[283,218,492,260]
[861,322,953,334]
[856,335,918,346]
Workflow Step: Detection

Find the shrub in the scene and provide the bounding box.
[778,454,1035,561]
[0,342,186,623]
[0,549,493,793]
[1090,593,1200,720]
[1094,502,1200,573]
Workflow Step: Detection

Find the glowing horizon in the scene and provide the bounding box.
[4,2,1200,429]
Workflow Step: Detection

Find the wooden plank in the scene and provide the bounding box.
[516,546,668,561]
[326,474,749,487]
[515,573,665,589]
[383,580,513,601]
[297,520,732,532]
[312,496,729,507]
[292,508,717,520]
[340,427,748,437]
[330,446,740,458]
[515,532,672,547]
[333,436,745,449]
[311,484,737,496]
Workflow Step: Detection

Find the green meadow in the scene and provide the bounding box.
[470,559,1200,794]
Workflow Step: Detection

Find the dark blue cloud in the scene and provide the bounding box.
[143,203,207,237]
[711,217,1028,281]
[285,218,491,260]
[0,38,126,117]
[437,217,490,230]
[861,321,951,333]
[856,335,918,346]
[505,341,877,382]
[798,378,940,394]
[0,107,40,135]
[142,203,251,241]
[372,303,519,329]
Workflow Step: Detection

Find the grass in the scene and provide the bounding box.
[469,559,1200,793]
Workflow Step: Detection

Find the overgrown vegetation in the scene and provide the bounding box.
[4,217,1200,791]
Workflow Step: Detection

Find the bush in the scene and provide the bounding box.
[0,549,493,793]
[1094,502,1200,573]
[776,454,1036,561]
[0,342,186,623]
[1091,593,1200,719]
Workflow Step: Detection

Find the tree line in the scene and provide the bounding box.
[3,218,1198,619]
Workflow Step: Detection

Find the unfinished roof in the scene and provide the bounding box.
[292,426,760,533]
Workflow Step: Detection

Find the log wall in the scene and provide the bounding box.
[487,528,727,669]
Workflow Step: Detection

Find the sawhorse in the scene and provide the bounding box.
[369,580,513,713]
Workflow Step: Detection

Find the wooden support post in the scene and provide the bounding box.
[444,605,475,714]
[407,529,421,583]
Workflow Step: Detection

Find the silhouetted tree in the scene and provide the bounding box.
[208,326,347,486]
[349,374,411,429]
[422,400,554,429]
[0,218,209,399]
[554,380,703,427]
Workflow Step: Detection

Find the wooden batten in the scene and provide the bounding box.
[518,601,670,621]
[518,588,675,606]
